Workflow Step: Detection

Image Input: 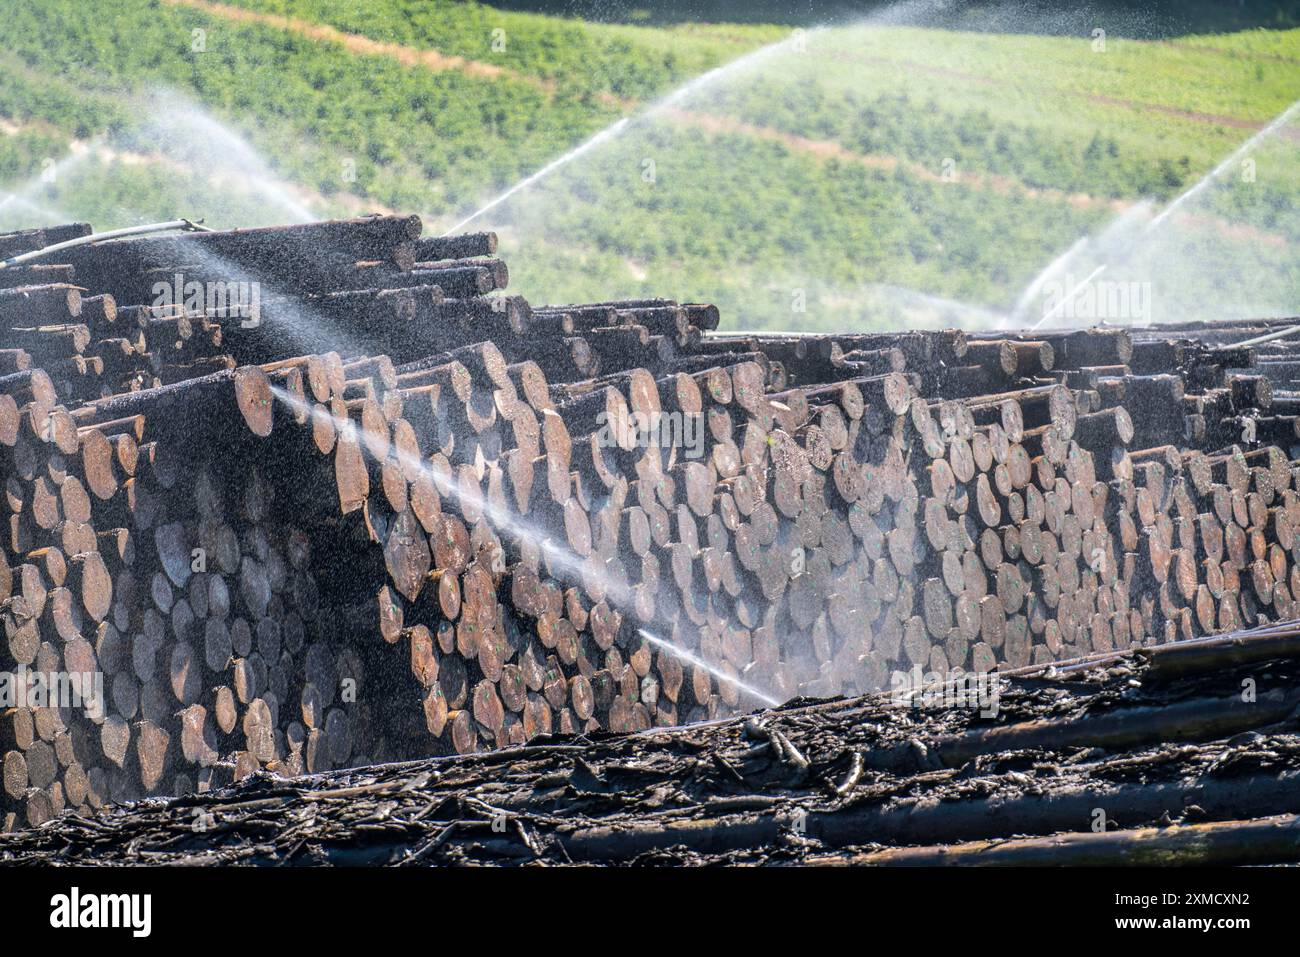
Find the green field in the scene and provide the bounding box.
[0,0,1296,329]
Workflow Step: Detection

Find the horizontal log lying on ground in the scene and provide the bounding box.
[808,813,1300,866]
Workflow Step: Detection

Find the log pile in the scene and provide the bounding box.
[5,618,1300,865]
[1,213,1299,835]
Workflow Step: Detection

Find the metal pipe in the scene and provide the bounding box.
[0,218,210,268]
[1233,322,1300,350]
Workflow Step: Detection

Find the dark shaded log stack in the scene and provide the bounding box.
[6,618,1300,865]
[1,214,1299,834]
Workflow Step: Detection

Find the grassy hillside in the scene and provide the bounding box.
[0,0,1295,330]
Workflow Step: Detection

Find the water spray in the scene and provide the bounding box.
[269,386,779,705]
[268,385,630,605]
[1029,98,1300,331]
[638,629,781,707]
[443,119,630,235]
[441,21,831,236]
[0,89,318,231]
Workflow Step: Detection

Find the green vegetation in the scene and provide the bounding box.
[0,0,1295,330]
[214,0,783,101]
[500,124,1112,323]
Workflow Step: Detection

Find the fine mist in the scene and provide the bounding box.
[1019,101,1300,328]
[0,88,318,232]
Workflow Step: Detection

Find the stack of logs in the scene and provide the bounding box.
[2,213,1299,832]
